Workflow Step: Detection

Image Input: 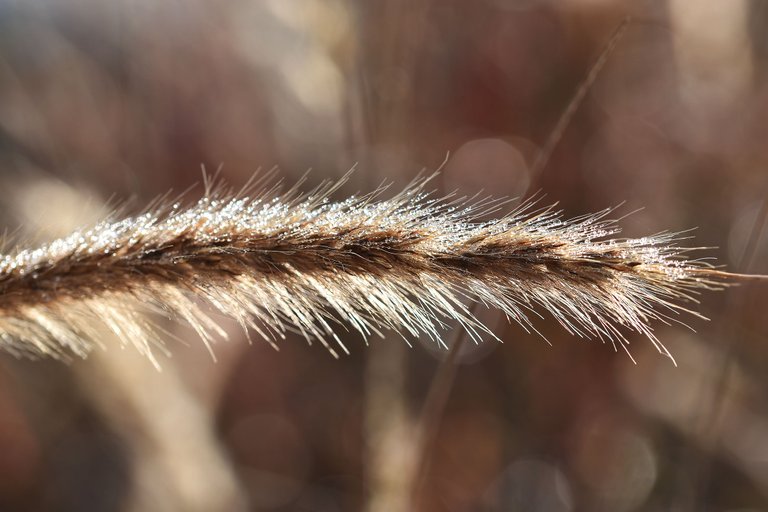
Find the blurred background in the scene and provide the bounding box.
[0,0,767,511]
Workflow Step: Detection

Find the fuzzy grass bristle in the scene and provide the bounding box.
[0,174,733,366]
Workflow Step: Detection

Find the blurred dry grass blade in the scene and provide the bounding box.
[0,174,734,365]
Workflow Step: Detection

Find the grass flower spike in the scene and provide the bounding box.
[0,174,732,366]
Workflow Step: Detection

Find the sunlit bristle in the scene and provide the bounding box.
[0,175,729,366]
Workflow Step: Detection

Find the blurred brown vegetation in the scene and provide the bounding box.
[0,1,767,511]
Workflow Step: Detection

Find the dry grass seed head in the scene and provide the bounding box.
[0,174,730,367]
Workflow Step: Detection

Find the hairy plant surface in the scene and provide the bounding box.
[0,175,733,366]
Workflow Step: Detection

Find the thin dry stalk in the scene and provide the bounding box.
[0,174,739,366]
